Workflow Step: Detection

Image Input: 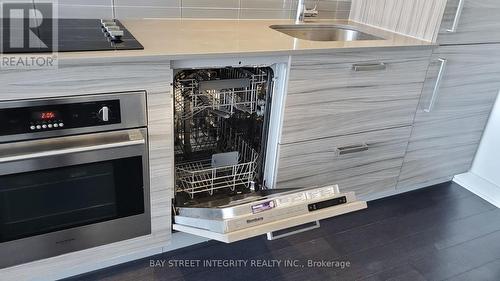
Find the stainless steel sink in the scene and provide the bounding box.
[270,24,384,41]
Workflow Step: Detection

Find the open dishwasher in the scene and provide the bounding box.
[172,66,367,243]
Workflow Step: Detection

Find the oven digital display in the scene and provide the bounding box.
[33,111,59,121]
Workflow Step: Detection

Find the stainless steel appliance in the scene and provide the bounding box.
[0,91,150,269]
[171,67,367,243]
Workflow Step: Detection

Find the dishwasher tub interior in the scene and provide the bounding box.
[173,67,273,206]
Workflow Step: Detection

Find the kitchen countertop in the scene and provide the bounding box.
[56,19,434,60]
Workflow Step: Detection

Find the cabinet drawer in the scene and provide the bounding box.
[438,0,500,45]
[282,49,431,144]
[276,126,412,198]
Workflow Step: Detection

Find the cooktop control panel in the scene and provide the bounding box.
[0,99,121,136]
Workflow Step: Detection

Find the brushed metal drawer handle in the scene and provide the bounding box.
[425,58,448,113]
[352,63,386,72]
[446,0,465,33]
[335,143,369,156]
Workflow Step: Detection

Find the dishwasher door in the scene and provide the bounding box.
[173,185,367,243]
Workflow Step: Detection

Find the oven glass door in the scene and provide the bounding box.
[0,156,144,243]
[0,129,150,245]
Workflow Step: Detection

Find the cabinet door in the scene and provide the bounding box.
[398,44,500,189]
[276,126,412,198]
[438,0,500,45]
[281,48,431,144]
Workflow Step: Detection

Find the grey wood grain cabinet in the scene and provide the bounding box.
[398,44,500,190]
[276,48,432,197]
[281,48,432,144]
[276,126,413,197]
[438,0,500,45]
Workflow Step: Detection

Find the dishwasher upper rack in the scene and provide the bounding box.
[174,68,269,121]
[175,130,259,199]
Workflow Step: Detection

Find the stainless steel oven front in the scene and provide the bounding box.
[0,91,151,269]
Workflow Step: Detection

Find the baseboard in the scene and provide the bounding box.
[454,172,500,208]
[360,177,452,202]
[46,234,207,280]
[163,232,210,252]
[50,246,164,281]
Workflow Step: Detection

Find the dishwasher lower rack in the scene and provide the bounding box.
[175,133,259,198]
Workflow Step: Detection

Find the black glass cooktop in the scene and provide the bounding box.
[2,19,144,53]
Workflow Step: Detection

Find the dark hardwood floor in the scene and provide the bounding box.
[65,182,500,281]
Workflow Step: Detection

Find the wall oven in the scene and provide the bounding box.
[0,91,150,269]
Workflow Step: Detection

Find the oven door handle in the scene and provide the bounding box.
[0,133,145,164]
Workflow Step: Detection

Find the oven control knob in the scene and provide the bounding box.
[98,106,110,122]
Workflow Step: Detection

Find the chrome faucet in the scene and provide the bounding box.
[296,0,319,24]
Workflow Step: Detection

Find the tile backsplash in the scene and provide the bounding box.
[37,0,351,20]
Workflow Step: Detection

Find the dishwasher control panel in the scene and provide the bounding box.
[308,196,348,212]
